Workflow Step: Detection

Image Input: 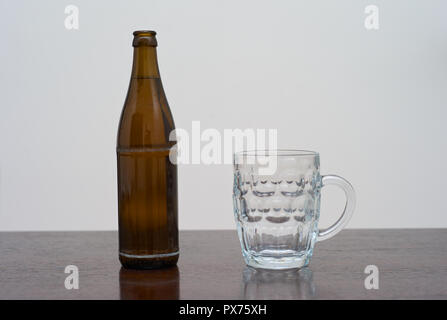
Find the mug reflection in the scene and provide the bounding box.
[119,266,180,300]
[242,267,315,300]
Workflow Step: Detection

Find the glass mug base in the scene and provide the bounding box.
[242,250,312,270]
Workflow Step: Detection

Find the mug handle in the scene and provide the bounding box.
[317,175,356,242]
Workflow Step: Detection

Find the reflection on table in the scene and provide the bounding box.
[242,267,315,299]
[119,266,180,300]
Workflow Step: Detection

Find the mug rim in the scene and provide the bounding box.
[234,149,319,157]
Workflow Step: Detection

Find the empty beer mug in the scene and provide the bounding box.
[233,150,355,269]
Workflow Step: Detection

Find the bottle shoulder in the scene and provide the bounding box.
[117,78,175,148]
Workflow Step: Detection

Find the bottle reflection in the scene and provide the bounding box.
[242,267,315,300]
[119,266,180,300]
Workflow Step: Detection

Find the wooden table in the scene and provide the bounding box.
[0,230,446,299]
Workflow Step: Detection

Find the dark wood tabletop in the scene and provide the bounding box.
[0,230,446,300]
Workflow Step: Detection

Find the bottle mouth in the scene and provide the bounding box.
[133,30,156,36]
[133,30,157,47]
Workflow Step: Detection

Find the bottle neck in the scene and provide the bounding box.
[131,46,160,79]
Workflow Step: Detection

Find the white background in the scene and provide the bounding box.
[1,0,446,231]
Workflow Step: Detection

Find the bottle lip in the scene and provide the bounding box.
[133,30,157,36]
[132,30,157,47]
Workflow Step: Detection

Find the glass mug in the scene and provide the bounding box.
[233,150,355,270]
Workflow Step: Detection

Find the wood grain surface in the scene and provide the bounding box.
[0,230,446,299]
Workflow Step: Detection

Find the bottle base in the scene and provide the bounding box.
[119,251,179,270]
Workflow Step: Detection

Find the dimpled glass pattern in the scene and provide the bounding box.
[233,150,356,270]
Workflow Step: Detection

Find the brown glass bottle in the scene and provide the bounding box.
[117,30,178,269]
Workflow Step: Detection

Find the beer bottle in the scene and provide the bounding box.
[117,30,178,269]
